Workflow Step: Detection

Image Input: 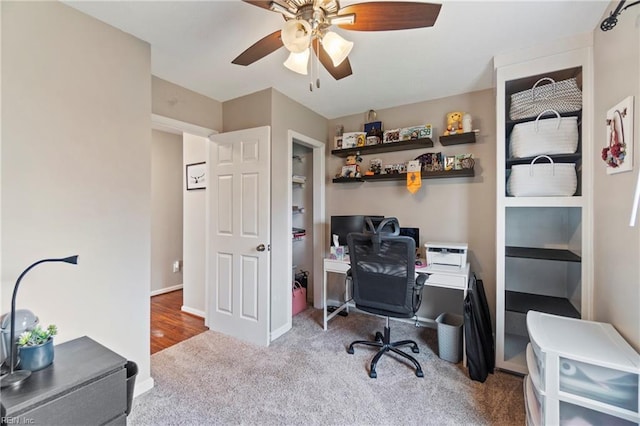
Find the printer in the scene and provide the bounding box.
[424,242,468,270]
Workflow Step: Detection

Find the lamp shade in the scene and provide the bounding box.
[322,31,353,67]
[283,49,310,75]
[281,19,312,53]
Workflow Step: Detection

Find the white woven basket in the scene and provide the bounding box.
[507,155,577,197]
[509,77,582,121]
[509,110,579,159]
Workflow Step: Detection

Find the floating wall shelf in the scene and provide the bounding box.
[439,132,477,146]
[331,138,434,158]
[333,168,474,183]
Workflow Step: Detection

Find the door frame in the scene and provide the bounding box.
[151,113,217,319]
[287,131,326,312]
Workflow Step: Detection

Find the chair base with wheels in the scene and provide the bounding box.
[347,316,424,378]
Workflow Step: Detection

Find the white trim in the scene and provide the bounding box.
[151,113,216,137]
[150,284,183,297]
[133,377,155,398]
[270,322,291,341]
[181,305,205,318]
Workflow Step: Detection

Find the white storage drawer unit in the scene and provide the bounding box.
[525,311,640,425]
[525,375,636,426]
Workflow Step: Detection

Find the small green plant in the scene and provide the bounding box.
[17,324,58,347]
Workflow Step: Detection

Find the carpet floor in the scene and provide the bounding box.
[129,307,525,425]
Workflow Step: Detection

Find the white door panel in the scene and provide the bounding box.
[207,126,270,346]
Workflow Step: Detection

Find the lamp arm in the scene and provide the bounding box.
[7,256,78,373]
[622,0,640,12]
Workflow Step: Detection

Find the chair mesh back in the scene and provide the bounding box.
[347,232,417,318]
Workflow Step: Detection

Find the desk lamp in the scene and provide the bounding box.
[0,255,78,388]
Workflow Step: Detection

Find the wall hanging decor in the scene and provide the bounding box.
[186,162,206,190]
[603,96,634,175]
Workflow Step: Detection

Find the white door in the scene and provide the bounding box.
[206,126,271,346]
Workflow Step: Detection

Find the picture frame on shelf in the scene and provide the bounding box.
[444,156,456,171]
[186,162,206,190]
[341,165,358,178]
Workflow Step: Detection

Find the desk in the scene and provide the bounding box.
[323,258,470,330]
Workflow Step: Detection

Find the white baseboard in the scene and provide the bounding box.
[133,377,155,398]
[270,322,291,341]
[181,305,205,318]
[150,284,183,297]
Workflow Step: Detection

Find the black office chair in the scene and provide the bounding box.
[346,217,427,378]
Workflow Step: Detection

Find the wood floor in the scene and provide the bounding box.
[151,289,208,354]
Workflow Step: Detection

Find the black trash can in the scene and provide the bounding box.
[125,361,138,416]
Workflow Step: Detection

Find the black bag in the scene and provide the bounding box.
[464,274,495,382]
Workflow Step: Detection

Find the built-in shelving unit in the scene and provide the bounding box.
[506,291,580,318]
[505,246,581,262]
[495,45,592,375]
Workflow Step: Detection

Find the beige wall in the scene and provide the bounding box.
[151,130,183,293]
[327,89,497,320]
[592,2,640,351]
[222,88,272,132]
[182,133,208,315]
[152,76,222,131]
[271,89,327,334]
[1,0,153,391]
[151,75,221,311]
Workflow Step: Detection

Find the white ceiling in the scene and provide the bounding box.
[63,0,611,119]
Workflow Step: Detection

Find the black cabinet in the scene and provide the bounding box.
[2,336,128,425]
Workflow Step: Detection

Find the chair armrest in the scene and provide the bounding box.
[415,272,429,288]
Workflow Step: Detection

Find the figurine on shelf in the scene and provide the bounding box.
[444,111,464,136]
[337,154,362,178]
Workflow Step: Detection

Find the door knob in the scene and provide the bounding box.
[257,244,266,252]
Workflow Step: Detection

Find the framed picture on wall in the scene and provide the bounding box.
[603,96,634,175]
[186,162,206,190]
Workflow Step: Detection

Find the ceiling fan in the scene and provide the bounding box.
[232,0,441,87]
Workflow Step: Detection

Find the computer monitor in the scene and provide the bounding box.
[399,227,420,248]
[330,215,384,247]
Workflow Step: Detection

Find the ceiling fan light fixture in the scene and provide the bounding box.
[283,48,310,75]
[269,2,297,19]
[322,31,353,67]
[281,19,312,53]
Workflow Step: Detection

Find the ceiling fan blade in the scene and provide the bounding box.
[232,30,283,66]
[313,42,352,80]
[337,2,442,31]
[242,1,275,12]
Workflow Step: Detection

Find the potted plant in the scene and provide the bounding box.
[17,324,57,371]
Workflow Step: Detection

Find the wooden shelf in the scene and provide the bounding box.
[506,290,580,319]
[439,132,476,146]
[505,246,581,262]
[331,138,434,158]
[333,168,474,183]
